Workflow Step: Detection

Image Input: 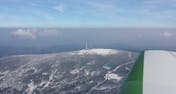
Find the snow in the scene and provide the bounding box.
[84,70,90,76]
[41,70,57,89]
[91,71,101,76]
[42,72,48,75]
[95,86,112,90]
[103,66,111,70]
[87,60,96,65]
[128,52,132,59]
[70,69,80,75]
[125,67,130,70]
[104,73,122,81]
[71,48,119,56]
[0,48,134,94]
[43,81,50,89]
[26,80,36,94]
[143,50,176,94]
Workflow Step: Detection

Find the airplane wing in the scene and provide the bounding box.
[120,50,176,94]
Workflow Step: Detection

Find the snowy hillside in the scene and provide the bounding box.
[0,49,138,94]
[71,49,119,56]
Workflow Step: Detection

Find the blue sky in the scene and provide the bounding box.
[0,0,176,27]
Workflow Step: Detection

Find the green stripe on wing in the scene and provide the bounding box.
[120,52,144,94]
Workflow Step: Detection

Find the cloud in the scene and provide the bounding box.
[163,31,173,38]
[53,4,64,13]
[12,29,36,39]
[11,28,62,40]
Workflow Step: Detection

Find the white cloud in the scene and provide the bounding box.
[11,28,61,40]
[163,31,173,38]
[53,4,64,13]
[12,29,36,39]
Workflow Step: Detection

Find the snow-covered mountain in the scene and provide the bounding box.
[70,49,119,56]
[0,49,139,94]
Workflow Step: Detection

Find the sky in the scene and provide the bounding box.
[0,28,176,49]
[0,0,176,27]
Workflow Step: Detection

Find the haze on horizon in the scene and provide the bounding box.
[0,28,176,53]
